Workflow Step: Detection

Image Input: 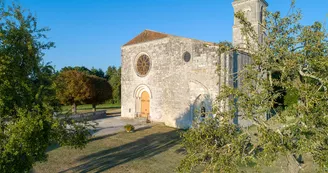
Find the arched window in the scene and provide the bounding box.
[201,107,206,118]
[260,6,264,23]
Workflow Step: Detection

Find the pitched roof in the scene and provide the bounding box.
[123,30,169,46]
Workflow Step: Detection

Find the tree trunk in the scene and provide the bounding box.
[72,103,77,114]
[92,104,96,112]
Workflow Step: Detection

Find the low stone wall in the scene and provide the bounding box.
[69,110,107,121]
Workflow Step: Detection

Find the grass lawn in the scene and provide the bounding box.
[33,125,185,173]
[62,103,121,113]
[32,122,318,173]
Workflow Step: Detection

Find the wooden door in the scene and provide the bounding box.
[141,91,150,118]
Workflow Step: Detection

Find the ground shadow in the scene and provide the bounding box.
[106,112,121,116]
[46,143,61,153]
[88,133,118,142]
[59,130,181,173]
[135,126,152,132]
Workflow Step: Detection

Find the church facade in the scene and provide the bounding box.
[121,0,268,129]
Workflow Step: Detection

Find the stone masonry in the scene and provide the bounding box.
[121,34,226,129]
[121,0,268,129]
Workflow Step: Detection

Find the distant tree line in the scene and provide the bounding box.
[55,65,121,113]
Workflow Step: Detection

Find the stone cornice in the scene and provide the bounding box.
[232,0,269,6]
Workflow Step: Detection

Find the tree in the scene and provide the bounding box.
[60,66,91,75]
[0,2,90,172]
[61,66,106,79]
[106,66,117,80]
[106,66,121,104]
[85,75,112,112]
[55,70,92,113]
[90,67,105,78]
[179,2,328,173]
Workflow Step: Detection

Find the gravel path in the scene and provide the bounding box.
[90,111,155,137]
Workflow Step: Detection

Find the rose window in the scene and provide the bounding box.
[136,55,151,76]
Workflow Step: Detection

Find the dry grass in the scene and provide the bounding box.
[32,123,317,173]
[33,125,185,173]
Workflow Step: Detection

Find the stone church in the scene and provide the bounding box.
[121,0,268,129]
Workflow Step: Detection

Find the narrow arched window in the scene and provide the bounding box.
[260,6,264,23]
[201,107,206,118]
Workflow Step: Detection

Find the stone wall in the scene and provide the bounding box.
[121,36,231,129]
[69,110,107,121]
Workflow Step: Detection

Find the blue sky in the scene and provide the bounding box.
[13,0,328,71]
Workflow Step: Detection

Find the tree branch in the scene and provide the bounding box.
[298,66,327,91]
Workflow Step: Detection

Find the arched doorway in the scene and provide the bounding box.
[140,91,150,118]
[192,94,212,121]
[134,84,152,118]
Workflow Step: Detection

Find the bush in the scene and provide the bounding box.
[124,124,135,132]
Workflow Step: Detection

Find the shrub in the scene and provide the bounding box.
[124,124,135,132]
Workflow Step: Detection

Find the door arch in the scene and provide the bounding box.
[134,84,152,118]
[140,91,150,118]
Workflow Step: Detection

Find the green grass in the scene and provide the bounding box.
[62,103,121,113]
[33,125,185,173]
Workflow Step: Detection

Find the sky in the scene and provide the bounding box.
[11,0,328,71]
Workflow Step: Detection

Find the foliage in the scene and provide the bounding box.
[0,2,91,172]
[90,67,105,78]
[106,66,121,104]
[178,118,251,173]
[61,66,91,74]
[124,124,135,132]
[61,66,105,79]
[106,66,117,79]
[179,2,328,173]
[55,70,92,113]
[85,75,112,112]
[56,70,112,112]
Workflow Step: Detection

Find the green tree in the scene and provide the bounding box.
[106,66,117,80]
[61,66,91,75]
[90,67,105,78]
[106,66,121,104]
[61,66,105,79]
[55,70,92,113]
[0,3,90,172]
[179,2,328,173]
[85,75,112,112]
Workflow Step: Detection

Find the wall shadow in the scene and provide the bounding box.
[59,130,181,173]
[106,112,121,116]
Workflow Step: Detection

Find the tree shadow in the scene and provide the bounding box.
[46,143,61,153]
[88,133,118,142]
[59,130,181,173]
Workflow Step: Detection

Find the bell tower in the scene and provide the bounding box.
[232,0,268,47]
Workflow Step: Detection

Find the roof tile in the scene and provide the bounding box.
[123,30,169,46]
